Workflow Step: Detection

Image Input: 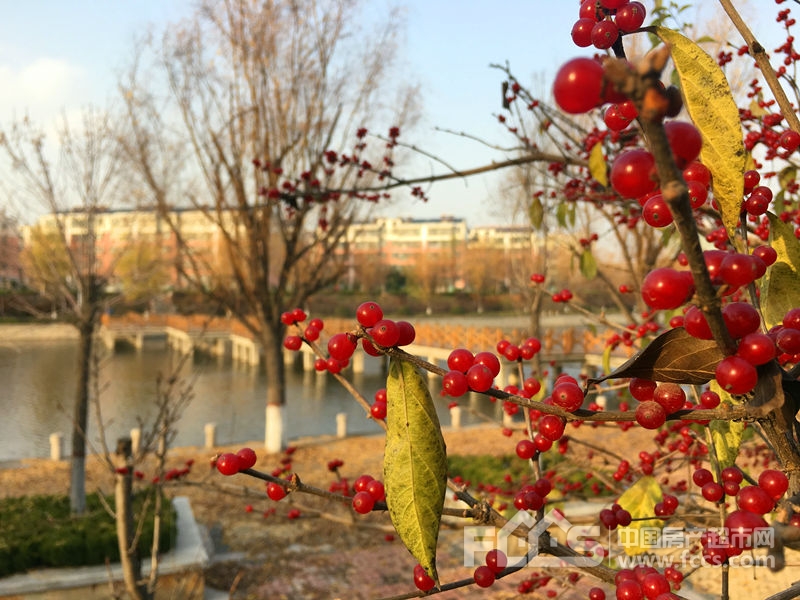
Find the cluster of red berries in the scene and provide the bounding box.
[472,548,508,588]
[351,473,386,514]
[215,447,258,476]
[551,288,574,303]
[599,502,633,530]
[612,566,683,599]
[571,0,647,50]
[282,309,325,349]
[441,348,501,395]
[496,337,542,362]
[355,301,416,355]
[370,388,387,420]
[511,477,553,511]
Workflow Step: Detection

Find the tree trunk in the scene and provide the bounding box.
[115,437,148,600]
[262,325,286,454]
[69,319,94,515]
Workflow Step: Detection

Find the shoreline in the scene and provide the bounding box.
[0,323,78,342]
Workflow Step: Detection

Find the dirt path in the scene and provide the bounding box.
[3,425,800,598]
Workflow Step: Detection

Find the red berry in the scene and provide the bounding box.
[715,356,758,395]
[466,363,494,392]
[413,564,436,592]
[355,301,384,327]
[352,490,376,514]
[615,1,646,32]
[642,193,674,228]
[699,390,721,409]
[629,378,657,402]
[635,401,667,429]
[611,149,658,198]
[236,447,257,470]
[266,481,287,501]
[591,19,619,49]
[216,453,241,476]
[442,370,469,397]
[485,549,507,574]
[736,333,777,366]
[653,382,686,414]
[366,479,386,501]
[516,439,537,460]
[721,466,744,484]
[447,348,474,372]
[553,57,606,114]
[702,481,724,502]
[370,319,400,347]
[725,510,769,550]
[473,565,496,588]
[758,469,789,500]
[722,302,761,339]
[641,268,694,310]
[552,382,584,412]
[395,320,416,346]
[327,332,357,361]
[683,306,712,339]
[538,414,566,441]
[283,335,302,351]
[370,401,387,420]
[777,327,800,354]
[571,18,596,47]
[664,120,703,168]
[473,351,501,377]
[736,485,775,514]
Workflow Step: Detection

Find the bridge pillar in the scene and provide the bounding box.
[336,413,348,438]
[134,333,144,351]
[302,347,315,371]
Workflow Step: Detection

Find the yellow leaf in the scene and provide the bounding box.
[384,357,448,584]
[760,212,800,329]
[589,142,608,187]
[656,27,745,247]
[616,476,663,556]
[708,380,744,468]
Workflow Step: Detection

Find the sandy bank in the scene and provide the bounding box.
[0,323,78,342]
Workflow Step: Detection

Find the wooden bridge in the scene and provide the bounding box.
[99,313,634,376]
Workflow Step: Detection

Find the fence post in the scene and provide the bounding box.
[450,405,462,430]
[130,427,142,455]
[336,413,347,438]
[49,432,63,461]
[204,423,217,449]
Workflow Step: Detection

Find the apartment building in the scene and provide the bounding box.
[22,209,540,297]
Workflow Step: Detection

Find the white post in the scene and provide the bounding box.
[204,423,217,449]
[450,405,462,430]
[336,412,348,438]
[130,427,142,455]
[49,432,63,461]
[595,394,607,410]
[502,411,515,429]
[265,404,285,453]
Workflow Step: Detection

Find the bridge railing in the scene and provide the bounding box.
[103,313,635,360]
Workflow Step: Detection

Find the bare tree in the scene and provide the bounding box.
[0,110,122,514]
[120,0,418,452]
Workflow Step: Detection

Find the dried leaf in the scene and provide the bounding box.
[761,212,800,329]
[529,196,544,230]
[589,142,608,188]
[656,27,745,246]
[617,476,663,555]
[588,327,725,385]
[384,357,447,584]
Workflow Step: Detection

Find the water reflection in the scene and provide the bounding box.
[0,341,499,461]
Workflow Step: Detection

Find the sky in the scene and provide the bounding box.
[0,1,782,227]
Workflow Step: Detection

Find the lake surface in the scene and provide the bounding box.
[0,338,504,461]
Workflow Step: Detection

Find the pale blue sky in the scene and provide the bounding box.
[0,1,783,225]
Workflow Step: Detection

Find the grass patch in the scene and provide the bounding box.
[0,492,176,578]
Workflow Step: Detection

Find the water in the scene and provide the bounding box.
[0,339,502,461]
